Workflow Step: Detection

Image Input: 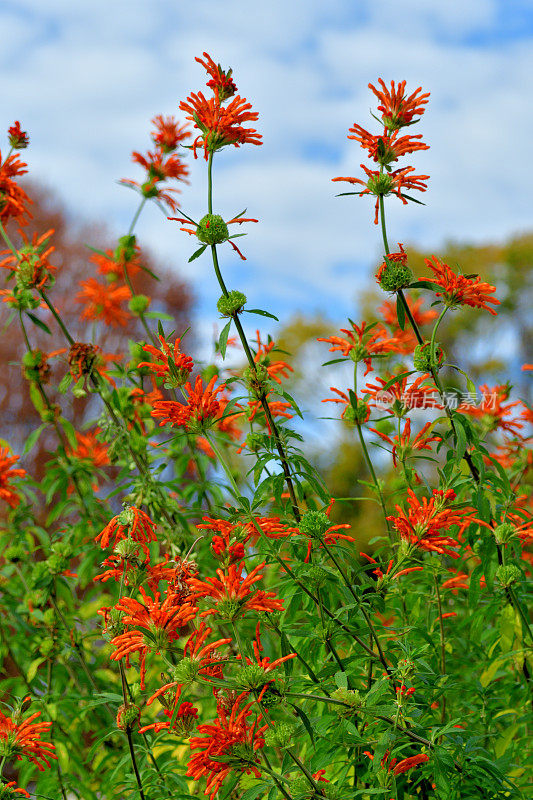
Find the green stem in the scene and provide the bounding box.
[355,419,393,538]
[206,152,301,521]
[433,573,447,724]
[128,197,147,237]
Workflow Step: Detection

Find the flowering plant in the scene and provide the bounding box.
[0,55,531,800]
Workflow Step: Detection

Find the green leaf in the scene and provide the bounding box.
[144,311,174,321]
[292,704,315,747]
[244,309,279,321]
[23,424,46,454]
[407,280,442,292]
[400,193,426,205]
[27,313,52,335]
[239,784,269,800]
[334,670,348,689]
[218,319,232,360]
[27,657,46,682]
[188,244,207,262]
[59,418,78,449]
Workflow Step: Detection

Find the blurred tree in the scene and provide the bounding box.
[0,180,194,484]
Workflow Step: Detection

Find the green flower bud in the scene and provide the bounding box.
[3,544,26,563]
[115,234,137,263]
[299,510,330,539]
[496,564,521,587]
[264,722,295,749]
[217,290,247,316]
[493,522,515,545]
[197,214,229,245]
[331,687,362,717]
[172,656,201,685]
[306,565,329,590]
[343,400,370,425]
[128,294,151,315]
[413,342,445,372]
[236,664,272,692]
[366,172,394,197]
[377,259,413,292]
[116,704,141,731]
[243,364,269,398]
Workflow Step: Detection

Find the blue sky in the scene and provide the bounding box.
[1,0,533,353]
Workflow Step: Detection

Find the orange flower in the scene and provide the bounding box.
[333,164,429,225]
[111,588,197,688]
[392,753,430,775]
[75,278,131,327]
[68,429,109,468]
[322,387,370,423]
[95,506,157,561]
[90,246,141,282]
[0,781,30,797]
[0,149,32,226]
[187,692,267,800]
[364,373,440,416]
[151,374,227,432]
[0,447,26,508]
[138,335,194,386]
[421,256,500,315]
[369,418,441,466]
[237,624,296,689]
[318,320,399,376]
[368,79,430,130]
[8,121,29,150]
[348,124,429,164]
[252,330,293,384]
[387,488,484,558]
[151,114,191,153]
[459,384,524,437]
[180,53,262,160]
[0,706,56,771]
[187,562,283,620]
[0,228,55,290]
[196,52,237,102]
[246,395,294,433]
[139,701,199,736]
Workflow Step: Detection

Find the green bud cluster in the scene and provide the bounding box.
[298,510,330,539]
[3,544,26,563]
[172,656,200,685]
[413,342,445,372]
[116,704,141,730]
[214,598,242,622]
[115,234,137,263]
[377,259,413,292]
[197,214,229,245]
[128,294,151,315]
[366,172,394,197]
[236,664,270,692]
[243,364,269,399]
[496,564,521,587]
[343,400,370,425]
[264,722,295,749]
[217,290,247,316]
[493,522,515,545]
[331,687,362,716]
[306,565,329,590]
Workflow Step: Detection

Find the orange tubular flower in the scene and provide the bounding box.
[8,121,30,150]
[139,701,199,736]
[68,430,109,468]
[387,488,484,558]
[0,447,26,508]
[237,625,296,692]
[421,256,500,315]
[252,331,294,384]
[187,562,283,620]
[392,753,430,775]
[180,52,262,160]
[90,247,141,282]
[333,164,429,225]
[151,114,191,153]
[369,418,441,466]
[459,384,524,437]
[1,781,30,797]
[75,278,131,327]
[246,395,294,433]
[111,588,197,688]
[0,149,32,226]
[379,296,437,353]
[369,79,430,130]
[322,387,370,423]
[67,342,121,388]
[138,335,194,387]
[95,506,157,561]
[364,373,440,416]
[348,124,429,164]
[187,692,267,800]
[0,229,56,290]
[318,320,399,376]
[151,374,227,432]
[0,707,56,771]
[198,516,297,550]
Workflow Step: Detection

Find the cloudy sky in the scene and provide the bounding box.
[2,0,532,346]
